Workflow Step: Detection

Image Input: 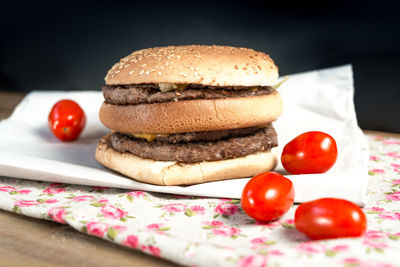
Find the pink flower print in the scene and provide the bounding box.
[392,179,400,185]
[147,245,161,257]
[368,206,385,212]
[342,258,360,264]
[86,221,108,237]
[219,198,233,202]
[43,183,66,194]
[189,205,206,215]
[100,205,128,219]
[212,226,241,237]
[0,186,16,192]
[237,254,267,267]
[364,230,388,239]
[146,223,169,235]
[331,245,348,252]
[283,218,295,224]
[383,140,400,145]
[363,239,388,249]
[48,207,67,224]
[127,191,145,198]
[379,212,400,220]
[297,242,325,254]
[269,250,283,256]
[112,225,127,233]
[147,223,163,230]
[387,152,400,159]
[215,203,239,216]
[369,168,385,174]
[16,190,31,194]
[390,163,400,172]
[44,199,58,204]
[251,237,268,245]
[123,235,139,248]
[370,156,379,161]
[162,203,186,212]
[386,191,400,201]
[72,195,95,202]
[250,237,275,249]
[202,220,224,227]
[14,200,40,207]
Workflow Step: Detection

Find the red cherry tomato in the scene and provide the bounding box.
[295,198,367,240]
[281,131,338,174]
[241,172,294,222]
[48,99,86,141]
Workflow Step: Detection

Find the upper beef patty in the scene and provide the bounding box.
[103,84,275,105]
[109,125,278,163]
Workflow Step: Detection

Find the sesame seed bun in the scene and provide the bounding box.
[99,91,283,134]
[105,45,279,87]
[95,133,278,186]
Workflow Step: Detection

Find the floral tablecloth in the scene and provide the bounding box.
[0,134,399,267]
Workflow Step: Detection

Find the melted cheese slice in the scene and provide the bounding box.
[132,133,169,142]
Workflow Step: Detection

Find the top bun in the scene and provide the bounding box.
[105,45,279,87]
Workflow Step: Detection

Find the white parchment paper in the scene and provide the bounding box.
[0,65,369,205]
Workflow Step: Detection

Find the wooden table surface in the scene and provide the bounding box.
[0,91,399,267]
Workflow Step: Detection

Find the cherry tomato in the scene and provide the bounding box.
[48,99,86,141]
[295,198,367,240]
[241,172,294,222]
[281,131,338,174]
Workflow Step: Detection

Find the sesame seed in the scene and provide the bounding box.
[141,64,147,68]
[115,70,120,73]
[177,55,181,59]
[145,71,149,75]
[129,71,134,75]
[139,70,144,75]
[158,71,162,76]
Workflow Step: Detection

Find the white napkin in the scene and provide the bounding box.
[0,65,369,205]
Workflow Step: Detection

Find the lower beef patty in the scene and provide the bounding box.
[109,126,278,163]
[103,84,275,105]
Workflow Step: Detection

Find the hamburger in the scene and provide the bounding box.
[95,45,283,185]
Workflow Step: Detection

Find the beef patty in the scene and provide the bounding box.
[103,84,275,105]
[126,126,263,144]
[109,125,277,163]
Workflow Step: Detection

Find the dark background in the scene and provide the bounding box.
[1,0,400,132]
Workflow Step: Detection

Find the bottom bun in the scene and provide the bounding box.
[95,134,278,186]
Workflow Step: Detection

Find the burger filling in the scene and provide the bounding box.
[102,84,275,105]
[108,124,277,163]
